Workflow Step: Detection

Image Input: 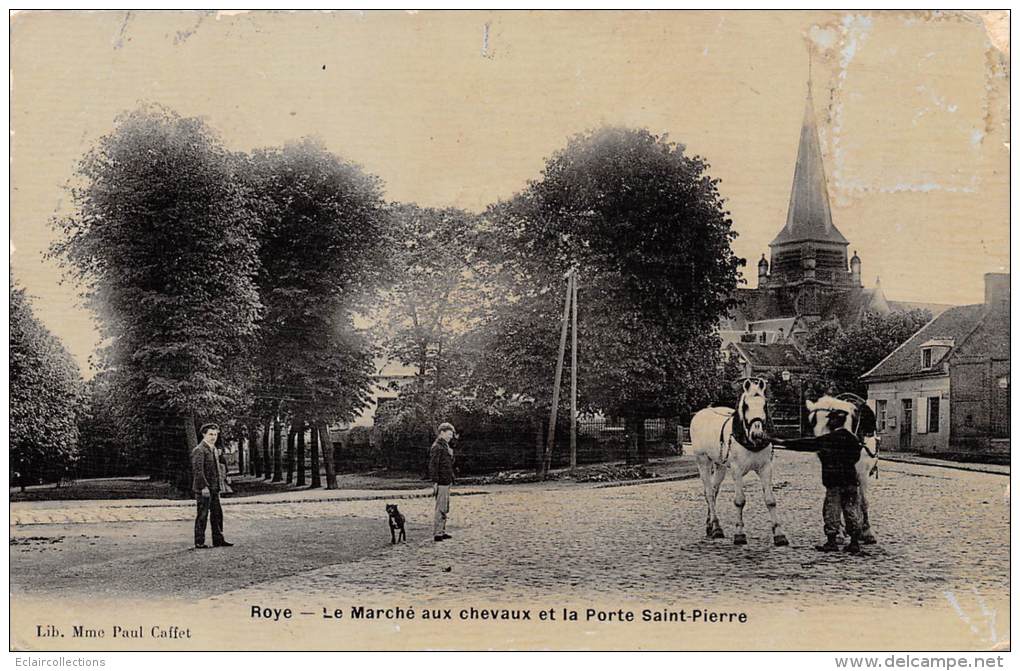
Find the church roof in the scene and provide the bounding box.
[819,288,890,327]
[770,87,849,248]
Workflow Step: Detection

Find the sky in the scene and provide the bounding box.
[10,10,1010,373]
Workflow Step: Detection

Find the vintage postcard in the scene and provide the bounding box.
[9,10,1010,652]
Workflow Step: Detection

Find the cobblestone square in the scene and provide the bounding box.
[10,454,1009,650]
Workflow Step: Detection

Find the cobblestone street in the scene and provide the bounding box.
[11,453,1010,649]
[204,453,1009,608]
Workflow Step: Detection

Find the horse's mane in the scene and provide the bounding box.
[811,395,856,412]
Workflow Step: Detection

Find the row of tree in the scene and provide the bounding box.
[18,103,931,490]
[46,106,391,491]
[10,281,83,490]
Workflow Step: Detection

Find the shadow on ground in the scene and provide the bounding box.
[10,515,429,600]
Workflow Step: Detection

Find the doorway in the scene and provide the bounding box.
[901,398,913,450]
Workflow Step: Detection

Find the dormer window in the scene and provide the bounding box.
[919,338,954,371]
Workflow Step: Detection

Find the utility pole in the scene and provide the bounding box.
[570,269,578,473]
[543,269,574,479]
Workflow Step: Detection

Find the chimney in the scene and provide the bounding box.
[984,273,1009,311]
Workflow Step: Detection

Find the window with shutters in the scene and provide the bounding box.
[876,400,888,432]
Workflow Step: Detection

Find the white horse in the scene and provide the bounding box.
[805,394,879,544]
[690,378,789,546]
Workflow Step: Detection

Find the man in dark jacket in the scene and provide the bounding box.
[429,422,457,542]
[773,409,867,555]
[191,423,233,549]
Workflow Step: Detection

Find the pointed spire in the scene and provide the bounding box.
[770,67,849,248]
[807,46,813,96]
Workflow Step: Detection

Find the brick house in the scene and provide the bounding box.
[861,273,1009,455]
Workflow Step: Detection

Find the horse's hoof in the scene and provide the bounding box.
[861,535,877,545]
[773,534,789,547]
[711,528,726,540]
[733,534,747,546]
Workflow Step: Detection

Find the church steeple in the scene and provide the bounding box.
[770,76,849,248]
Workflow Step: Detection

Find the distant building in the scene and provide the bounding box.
[724,341,809,379]
[861,273,1009,455]
[347,359,418,428]
[720,81,952,353]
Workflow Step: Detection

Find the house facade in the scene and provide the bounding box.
[861,273,1010,455]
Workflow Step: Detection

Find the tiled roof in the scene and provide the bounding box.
[952,308,1010,361]
[861,304,987,381]
[747,317,799,333]
[887,300,954,319]
[730,342,809,370]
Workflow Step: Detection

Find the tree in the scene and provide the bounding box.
[802,310,933,397]
[76,371,139,478]
[373,204,490,435]
[10,280,83,489]
[248,139,389,489]
[476,127,743,470]
[50,105,262,491]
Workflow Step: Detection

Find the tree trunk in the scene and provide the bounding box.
[625,416,640,465]
[249,423,260,477]
[175,413,199,494]
[319,421,338,490]
[262,418,272,481]
[534,416,545,473]
[237,431,245,475]
[296,421,306,487]
[309,425,322,488]
[272,416,283,482]
[286,426,296,484]
[637,418,648,465]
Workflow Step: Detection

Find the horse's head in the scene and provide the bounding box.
[806,395,857,437]
[739,377,770,447]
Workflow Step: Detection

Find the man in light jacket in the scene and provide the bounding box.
[428,422,457,542]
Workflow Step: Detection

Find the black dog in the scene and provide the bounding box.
[386,504,406,544]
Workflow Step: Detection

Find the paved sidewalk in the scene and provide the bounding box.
[876,452,1009,476]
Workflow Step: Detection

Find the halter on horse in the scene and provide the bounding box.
[806,393,878,458]
[689,378,788,547]
[711,377,772,463]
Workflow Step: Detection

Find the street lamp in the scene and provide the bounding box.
[781,369,804,436]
